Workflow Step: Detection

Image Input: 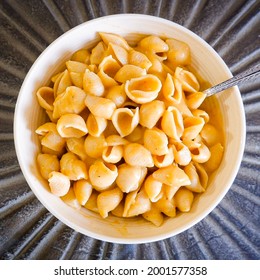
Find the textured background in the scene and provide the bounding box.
[0,0,259,260]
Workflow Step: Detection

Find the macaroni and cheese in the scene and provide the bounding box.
[36,33,224,226]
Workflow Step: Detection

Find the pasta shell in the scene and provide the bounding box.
[53,70,72,97]
[114,65,146,83]
[116,164,146,193]
[84,134,107,159]
[139,100,165,129]
[153,146,174,168]
[107,43,128,65]
[89,160,118,192]
[105,134,129,146]
[125,74,162,104]
[66,60,88,73]
[48,171,70,197]
[40,146,64,157]
[51,71,64,83]
[36,122,66,154]
[87,113,107,137]
[73,179,93,205]
[146,52,165,77]
[186,91,206,110]
[166,38,191,67]
[53,86,87,119]
[71,49,90,64]
[152,165,191,187]
[99,32,131,50]
[182,116,205,140]
[125,125,145,144]
[57,114,88,138]
[184,162,208,193]
[123,189,137,217]
[37,153,60,180]
[124,143,154,167]
[139,35,169,53]
[128,49,152,71]
[203,143,224,172]
[103,134,128,163]
[90,41,106,65]
[83,69,105,97]
[111,201,125,217]
[85,94,116,119]
[112,107,139,137]
[36,122,57,135]
[124,189,151,217]
[69,72,84,88]
[192,109,209,123]
[189,141,211,163]
[106,85,127,107]
[87,64,98,73]
[97,55,121,87]
[165,78,193,117]
[142,204,164,227]
[163,184,180,200]
[161,106,184,140]
[61,187,81,210]
[162,73,182,104]
[66,137,88,161]
[60,152,88,181]
[183,139,200,149]
[153,51,168,62]
[51,72,62,83]
[174,187,194,212]
[162,62,175,76]
[102,145,123,163]
[36,87,54,111]
[84,190,99,213]
[174,67,200,93]
[144,175,163,202]
[200,123,221,146]
[171,142,191,166]
[155,197,176,217]
[139,165,148,187]
[144,128,168,156]
[97,187,124,218]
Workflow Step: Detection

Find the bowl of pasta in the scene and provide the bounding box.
[14,14,245,243]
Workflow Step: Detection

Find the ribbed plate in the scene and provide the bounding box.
[0,0,259,260]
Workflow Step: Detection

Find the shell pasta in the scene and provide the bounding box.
[35,32,224,226]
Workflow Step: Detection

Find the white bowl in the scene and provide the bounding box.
[14,14,246,244]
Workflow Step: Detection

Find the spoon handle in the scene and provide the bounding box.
[203,63,260,97]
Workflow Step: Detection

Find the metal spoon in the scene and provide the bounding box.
[203,63,260,97]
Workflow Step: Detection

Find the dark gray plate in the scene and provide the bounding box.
[0,0,259,260]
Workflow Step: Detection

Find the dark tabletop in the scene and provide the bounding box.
[0,0,259,260]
